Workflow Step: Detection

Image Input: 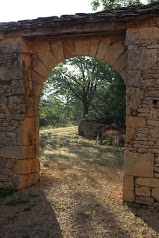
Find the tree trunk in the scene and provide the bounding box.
[83,102,89,119]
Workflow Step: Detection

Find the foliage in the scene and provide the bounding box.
[89,73,126,126]
[40,56,126,127]
[45,56,115,119]
[91,0,142,10]
[91,0,158,11]
[148,0,159,2]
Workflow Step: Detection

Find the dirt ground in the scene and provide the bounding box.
[1,126,159,238]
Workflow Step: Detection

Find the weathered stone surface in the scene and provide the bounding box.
[126,116,146,128]
[75,40,90,56]
[96,39,111,60]
[154,167,159,173]
[135,187,150,197]
[0,146,27,159]
[136,196,154,205]
[14,159,33,175]
[13,173,40,189]
[106,41,125,66]
[50,41,65,63]
[129,47,156,70]
[126,27,159,45]
[155,157,159,163]
[123,175,134,202]
[147,120,159,127]
[136,178,159,188]
[152,188,159,202]
[124,151,154,177]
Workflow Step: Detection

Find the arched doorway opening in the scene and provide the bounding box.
[11,36,127,191]
[39,55,126,213]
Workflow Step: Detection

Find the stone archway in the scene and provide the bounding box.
[0,3,159,206]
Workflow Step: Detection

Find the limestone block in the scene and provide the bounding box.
[106,41,125,66]
[126,116,146,128]
[32,82,42,97]
[75,40,90,56]
[124,151,154,177]
[113,50,128,74]
[126,127,136,144]
[26,173,40,187]
[147,120,159,127]
[50,41,65,63]
[8,95,26,114]
[31,70,45,85]
[152,188,159,202]
[17,118,35,146]
[14,159,33,175]
[31,41,56,70]
[63,40,76,59]
[32,159,40,173]
[123,175,134,202]
[0,37,30,54]
[0,167,12,175]
[127,70,141,87]
[0,175,10,182]
[127,88,144,111]
[11,80,25,95]
[96,39,111,60]
[142,79,156,88]
[120,68,127,83]
[155,157,159,163]
[126,27,159,45]
[135,187,150,197]
[136,178,159,187]
[0,53,23,80]
[89,39,100,58]
[128,47,157,71]
[0,146,27,159]
[1,158,15,169]
[31,53,50,80]
[136,196,154,205]
[154,167,159,173]
[13,173,40,189]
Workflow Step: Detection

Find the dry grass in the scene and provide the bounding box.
[0,126,159,238]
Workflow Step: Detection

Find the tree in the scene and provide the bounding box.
[91,0,142,11]
[89,74,126,126]
[46,56,115,119]
[148,0,159,2]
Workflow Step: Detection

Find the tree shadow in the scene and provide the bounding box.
[0,183,63,238]
[72,191,131,238]
[128,204,159,234]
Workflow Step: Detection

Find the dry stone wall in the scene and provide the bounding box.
[0,38,40,189]
[124,26,159,206]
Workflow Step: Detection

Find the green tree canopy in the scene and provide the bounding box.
[91,0,142,10]
[46,56,116,119]
[91,0,158,11]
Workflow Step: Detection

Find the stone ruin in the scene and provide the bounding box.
[1,2,159,206]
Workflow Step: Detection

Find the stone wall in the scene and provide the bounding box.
[0,38,40,189]
[123,27,159,206]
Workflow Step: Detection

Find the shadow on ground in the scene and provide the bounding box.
[0,184,63,238]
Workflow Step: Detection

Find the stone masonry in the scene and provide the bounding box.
[0,2,159,206]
